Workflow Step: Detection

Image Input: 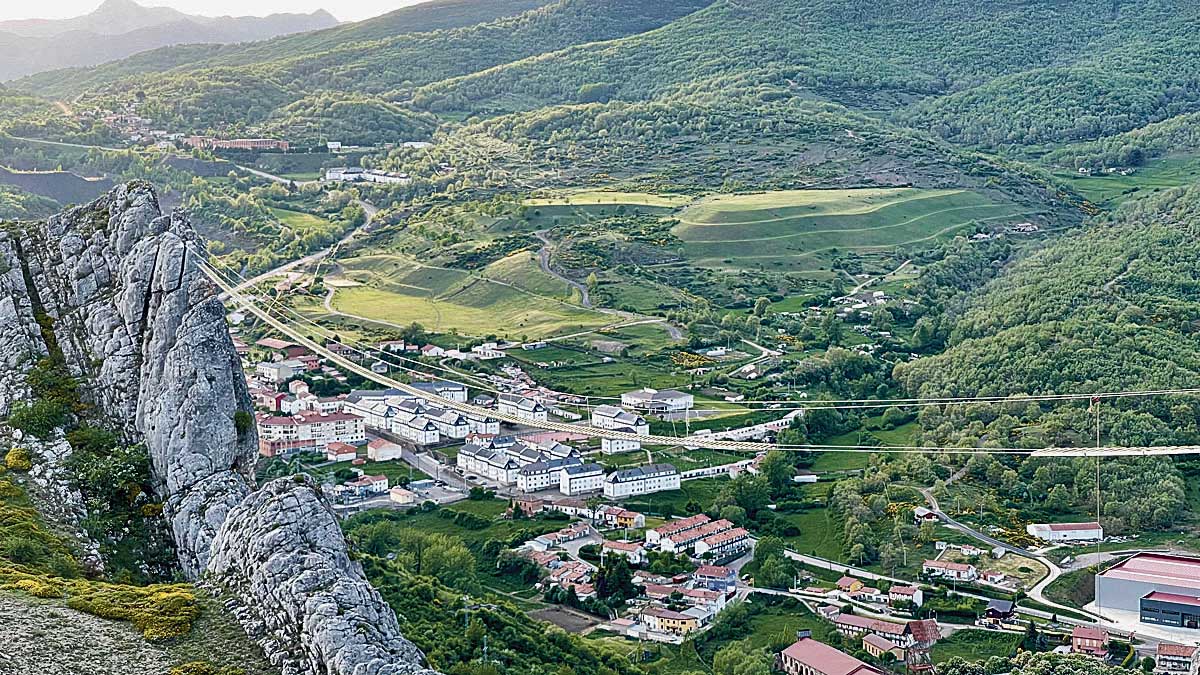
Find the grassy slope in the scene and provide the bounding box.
[329,251,610,339]
[675,188,1031,268]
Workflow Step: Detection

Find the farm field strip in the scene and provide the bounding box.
[677,187,963,227]
[685,210,1038,267]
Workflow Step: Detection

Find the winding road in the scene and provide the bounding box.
[917,482,1098,622]
[531,229,685,342]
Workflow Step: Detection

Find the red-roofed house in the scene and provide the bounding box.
[1155,643,1197,675]
[326,442,358,463]
[889,585,924,607]
[1071,626,1109,658]
[778,636,884,675]
[602,540,646,565]
[837,576,864,593]
[646,514,711,546]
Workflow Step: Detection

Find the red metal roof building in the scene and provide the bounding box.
[778,637,884,675]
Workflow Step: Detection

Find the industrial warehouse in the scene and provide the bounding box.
[1095,552,1200,631]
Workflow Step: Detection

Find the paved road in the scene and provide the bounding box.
[919,485,1098,621]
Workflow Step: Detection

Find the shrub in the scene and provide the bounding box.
[8,577,60,598]
[233,410,253,436]
[170,662,246,675]
[4,447,31,472]
[66,583,200,640]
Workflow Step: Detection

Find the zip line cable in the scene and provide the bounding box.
[187,245,1200,457]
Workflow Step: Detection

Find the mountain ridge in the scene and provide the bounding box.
[0,0,339,80]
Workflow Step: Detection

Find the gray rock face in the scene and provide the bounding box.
[1,183,439,675]
[207,476,440,675]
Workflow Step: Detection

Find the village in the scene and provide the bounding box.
[232,326,1200,675]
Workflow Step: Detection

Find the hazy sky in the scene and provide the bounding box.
[0,0,423,23]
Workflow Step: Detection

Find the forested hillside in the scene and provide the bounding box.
[895,184,1200,446]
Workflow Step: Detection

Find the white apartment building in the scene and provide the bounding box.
[397,418,440,445]
[603,463,680,499]
[601,437,642,454]
[560,463,605,495]
[466,413,500,435]
[498,393,547,422]
[516,457,583,493]
[591,405,650,434]
[256,359,305,384]
[410,380,468,403]
[457,442,521,484]
[620,388,694,413]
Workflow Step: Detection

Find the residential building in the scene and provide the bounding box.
[661,519,733,555]
[516,457,582,493]
[647,514,711,547]
[344,474,388,496]
[601,437,643,454]
[591,405,650,434]
[913,507,938,525]
[829,614,936,650]
[602,540,647,565]
[984,599,1016,625]
[837,576,865,594]
[498,393,548,422]
[888,585,924,608]
[1156,644,1197,675]
[458,442,521,485]
[397,417,440,445]
[367,438,404,462]
[257,411,366,457]
[326,442,358,463]
[594,505,646,529]
[256,359,305,384]
[862,634,905,662]
[620,388,694,413]
[424,408,470,439]
[388,487,416,505]
[641,607,699,636]
[603,463,680,499]
[1071,626,1109,658]
[694,527,752,559]
[560,463,605,496]
[695,565,738,593]
[1026,522,1104,542]
[465,413,501,435]
[409,380,467,403]
[777,635,884,675]
[922,559,978,582]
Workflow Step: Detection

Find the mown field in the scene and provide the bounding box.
[1052,154,1200,208]
[328,251,612,339]
[930,629,1021,662]
[674,188,1033,270]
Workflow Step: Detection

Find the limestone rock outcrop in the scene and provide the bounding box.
[0,183,440,675]
[208,476,440,675]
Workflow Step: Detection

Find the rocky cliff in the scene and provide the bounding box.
[0,182,440,675]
